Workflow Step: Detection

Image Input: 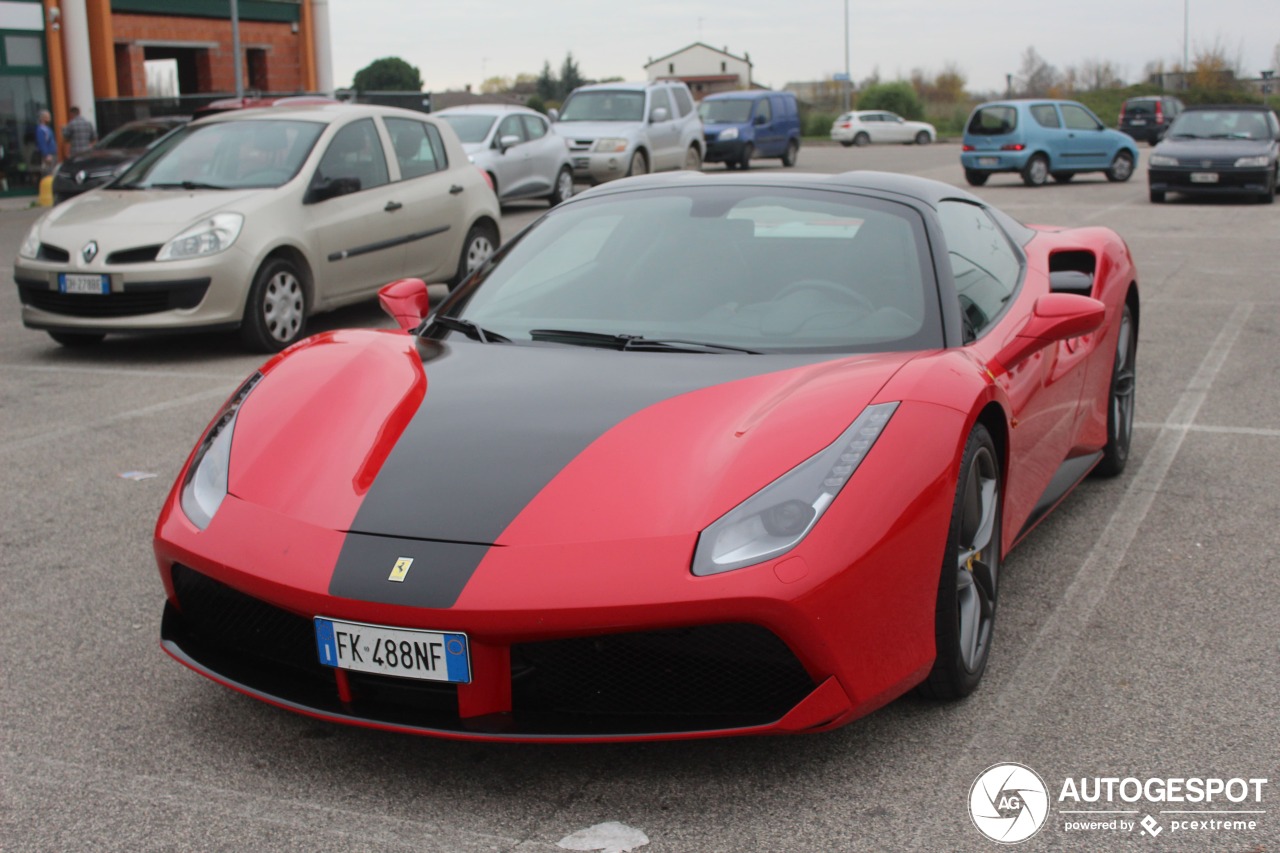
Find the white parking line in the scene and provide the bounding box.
[4,364,245,381]
[1136,422,1280,438]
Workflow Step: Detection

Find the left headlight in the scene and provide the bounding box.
[592,137,629,153]
[180,372,261,529]
[692,402,899,576]
[1234,155,1270,168]
[18,222,41,259]
[157,212,244,261]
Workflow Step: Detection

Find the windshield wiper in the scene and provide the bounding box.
[148,181,229,190]
[529,328,759,354]
[424,314,509,343]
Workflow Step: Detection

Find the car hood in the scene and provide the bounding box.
[552,121,641,141]
[1153,137,1275,160]
[227,330,915,546]
[38,187,265,241]
[57,149,138,173]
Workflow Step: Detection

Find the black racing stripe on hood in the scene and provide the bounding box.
[330,339,815,609]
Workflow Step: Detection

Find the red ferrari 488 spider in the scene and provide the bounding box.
[155,170,1138,741]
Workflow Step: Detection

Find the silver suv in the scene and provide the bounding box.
[552,81,703,184]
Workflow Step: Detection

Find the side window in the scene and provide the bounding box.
[650,88,674,119]
[1061,104,1101,131]
[521,114,548,140]
[316,118,388,190]
[671,86,694,118]
[937,201,1021,341]
[383,117,440,180]
[496,115,525,145]
[1030,104,1061,128]
[755,98,772,124]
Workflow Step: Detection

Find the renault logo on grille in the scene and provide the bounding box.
[75,169,87,184]
[82,241,99,263]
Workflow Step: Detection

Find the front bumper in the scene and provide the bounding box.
[13,246,257,335]
[567,150,633,185]
[1148,166,1273,197]
[704,139,748,163]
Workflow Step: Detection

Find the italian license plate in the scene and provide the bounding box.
[1130,119,1147,125]
[977,157,998,167]
[1190,172,1219,183]
[314,617,470,683]
[59,273,109,295]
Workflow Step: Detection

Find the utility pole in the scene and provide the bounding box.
[843,0,851,111]
[232,0,244,98]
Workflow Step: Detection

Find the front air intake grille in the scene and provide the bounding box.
[17,278,209,317]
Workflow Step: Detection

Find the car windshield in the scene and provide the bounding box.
[558,91,646,122]
[968,106,1017,135]
[439,114,497,143]
[114,119,325,190]
[96,122,179,150]
[1168,110,1271,140]
[699,100,753,123]
[446,186,941,354]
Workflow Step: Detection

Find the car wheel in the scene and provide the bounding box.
[683,145,702,171]
[1259,169,1276,204]
[914,130,931,145]
[240,257,306,353]
[450,222,498,290]
[1149,188,1166,203]
[48,331,105,347]
[738,143,755,170]
[782,139,799,167]
[1051,172,1074,183]
[964,169,989,187]
[853,132,870,147]
[839,139,854,148]
[919,423,1000,699]
[1106,151,1135,183]
[1020,154,1049,187]
[548,166,574,206]
[626,149,648,177]
[1093,303,1137,478]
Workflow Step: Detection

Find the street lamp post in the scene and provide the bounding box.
[843,0,851,111]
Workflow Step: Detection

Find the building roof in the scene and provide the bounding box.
[645,42,752,69]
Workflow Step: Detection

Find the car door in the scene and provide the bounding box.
[646,87,681,169]
[752,96,782,156]
[383,116,470,284]
[1058,103,1112,168]
[520,113,560,197]
[302,117,407,304]
[488,113,530,201]
[882,113,912,143]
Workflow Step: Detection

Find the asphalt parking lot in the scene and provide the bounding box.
[2,143,1277,852]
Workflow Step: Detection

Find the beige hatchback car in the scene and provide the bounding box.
[14,104,500,350]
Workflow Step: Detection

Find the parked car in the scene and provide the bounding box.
[154,169,1139,742]
[830,111,936,146]
[551,80,703,184]
[699,90,801,169]
[192,94,339,119]
[14,104,500,351]
[52,116,188,204]
[436,104,573,205]
[1148,104,1279,203]
[961,99,1139,187]
[1118,95,1184,145]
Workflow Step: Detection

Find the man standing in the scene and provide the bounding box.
[35,110,56,175]
[63,106,97,157]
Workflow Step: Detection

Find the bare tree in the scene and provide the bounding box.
[1016,47,1059,96]
[1078,58,1125,91]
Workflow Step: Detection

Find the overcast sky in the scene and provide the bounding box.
[328,1,1277,96]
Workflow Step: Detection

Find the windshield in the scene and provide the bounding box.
[97,122,180,150]
[115,119,325,190]
[559,91,645,122]
[699,100,753,124]
[1168,110,1272,140]
[445,186,941,353]
[439,114,496,143]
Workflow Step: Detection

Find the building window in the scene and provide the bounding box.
[247,48,268,91]
[668,62,674,74]
[721,61,726,72]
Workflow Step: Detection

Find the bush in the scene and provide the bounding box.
[857,81,924,120]
[803,111,839,138]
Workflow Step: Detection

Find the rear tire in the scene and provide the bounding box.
[919,424,1001,699]
[48,331,105,347]
[781,139,799,167]
[1021,154,1049,187]
[450,222,497,291]
[240,257,306,353]
[548,166,573,206]
[1106,151,1135,183]
[964,169,989,187]
[683,145,702,171]
[1093,303,1137,478]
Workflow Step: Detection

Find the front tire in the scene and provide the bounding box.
[625,149,648,177]
[914,130,931,145]
[1106,151,1135,183]
[920,424,1001,699]
[548,166,573,206]
[1149,188,1166,203]
[450,222,498,290]
[964,169,989,187]
[853,132,870,147]
[1051,172,1074,183]
[1021,154,1049,187]
[738,143,754,170]
[781,139,799,167]
[240,257,306,353]
[1092,303,1137,478]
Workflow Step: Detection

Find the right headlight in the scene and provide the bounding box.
[1149,154,1178,167]
[157,212,244,261]
[692,402,899,576]
[180,372,261,529]
[719,127,740,141]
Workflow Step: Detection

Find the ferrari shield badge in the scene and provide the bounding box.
[388,557,413,583]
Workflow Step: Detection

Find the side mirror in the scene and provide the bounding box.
[378,278,430,332]
[547,108,559,122]
[650,106,669,123]
[754,114,768,126]
[993,293,1105,370]
[497,134,521,153]
[305,175,361,204]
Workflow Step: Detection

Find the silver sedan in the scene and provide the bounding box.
[437,105,574,206]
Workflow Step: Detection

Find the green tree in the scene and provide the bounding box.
[535,61,558,102]
[558,53,585,100]
[857,81,924,120]
[352,57,423,92]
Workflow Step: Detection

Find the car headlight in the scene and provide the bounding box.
[180,372,261,529]
[157,212,244,261]
[18,222,41,259]
[719,127,739,141]
[1149,154,1178,167]
[592,137,629,153]
[1234,155,1270,168]
[692,402,899,576]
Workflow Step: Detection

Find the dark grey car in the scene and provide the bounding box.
[1147,104,1279,203]
[52,116,188,203]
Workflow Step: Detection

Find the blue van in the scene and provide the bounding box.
[699,90,801,169]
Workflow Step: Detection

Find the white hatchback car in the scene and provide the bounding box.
[831,111,937,147]
[14,104,500,351]
[436,105,574,206]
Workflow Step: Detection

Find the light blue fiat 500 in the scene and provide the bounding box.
[961,99,1139,187]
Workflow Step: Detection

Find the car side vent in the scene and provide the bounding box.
[38,243,70,262]
[107,245,162,264]
[1049,250,1096,296]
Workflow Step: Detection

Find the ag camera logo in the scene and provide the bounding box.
[970,763,1050,844]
